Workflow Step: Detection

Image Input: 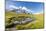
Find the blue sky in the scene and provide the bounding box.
[6,0,44,14]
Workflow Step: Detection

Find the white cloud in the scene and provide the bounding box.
[9,5,36,14]
[9,5,32,13]
[19,6,22,8]
[8,5,43,14]
[22,7,27,10]
[22,7,34,13]
[22,7,32,13]
[22,7,32,12]
[9,5,19,9]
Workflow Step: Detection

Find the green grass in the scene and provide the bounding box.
[5,12,44,30]
[16,14,44,29]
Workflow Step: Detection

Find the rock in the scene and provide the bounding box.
[13,21,20,24]
[21,18,32,24]
[6,18,33,28]
[13,18,32,24]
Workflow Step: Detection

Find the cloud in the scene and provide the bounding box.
[22,7,29,11]
[22,7,27,10]
[9,5,32,13]
[20,6,32,13]
[9,5,19,9]
[7,5,43,14]
[22,7,32,13]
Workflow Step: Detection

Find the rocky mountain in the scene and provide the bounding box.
[6,8,29,14]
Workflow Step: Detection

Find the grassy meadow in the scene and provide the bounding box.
[5,12,44,30]
[16,14,44,29]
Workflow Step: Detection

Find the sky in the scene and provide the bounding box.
[6,0,44,14]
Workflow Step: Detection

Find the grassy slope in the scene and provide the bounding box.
[5,12,44,29]
[16,14,44,29]
[30,14,44,29]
